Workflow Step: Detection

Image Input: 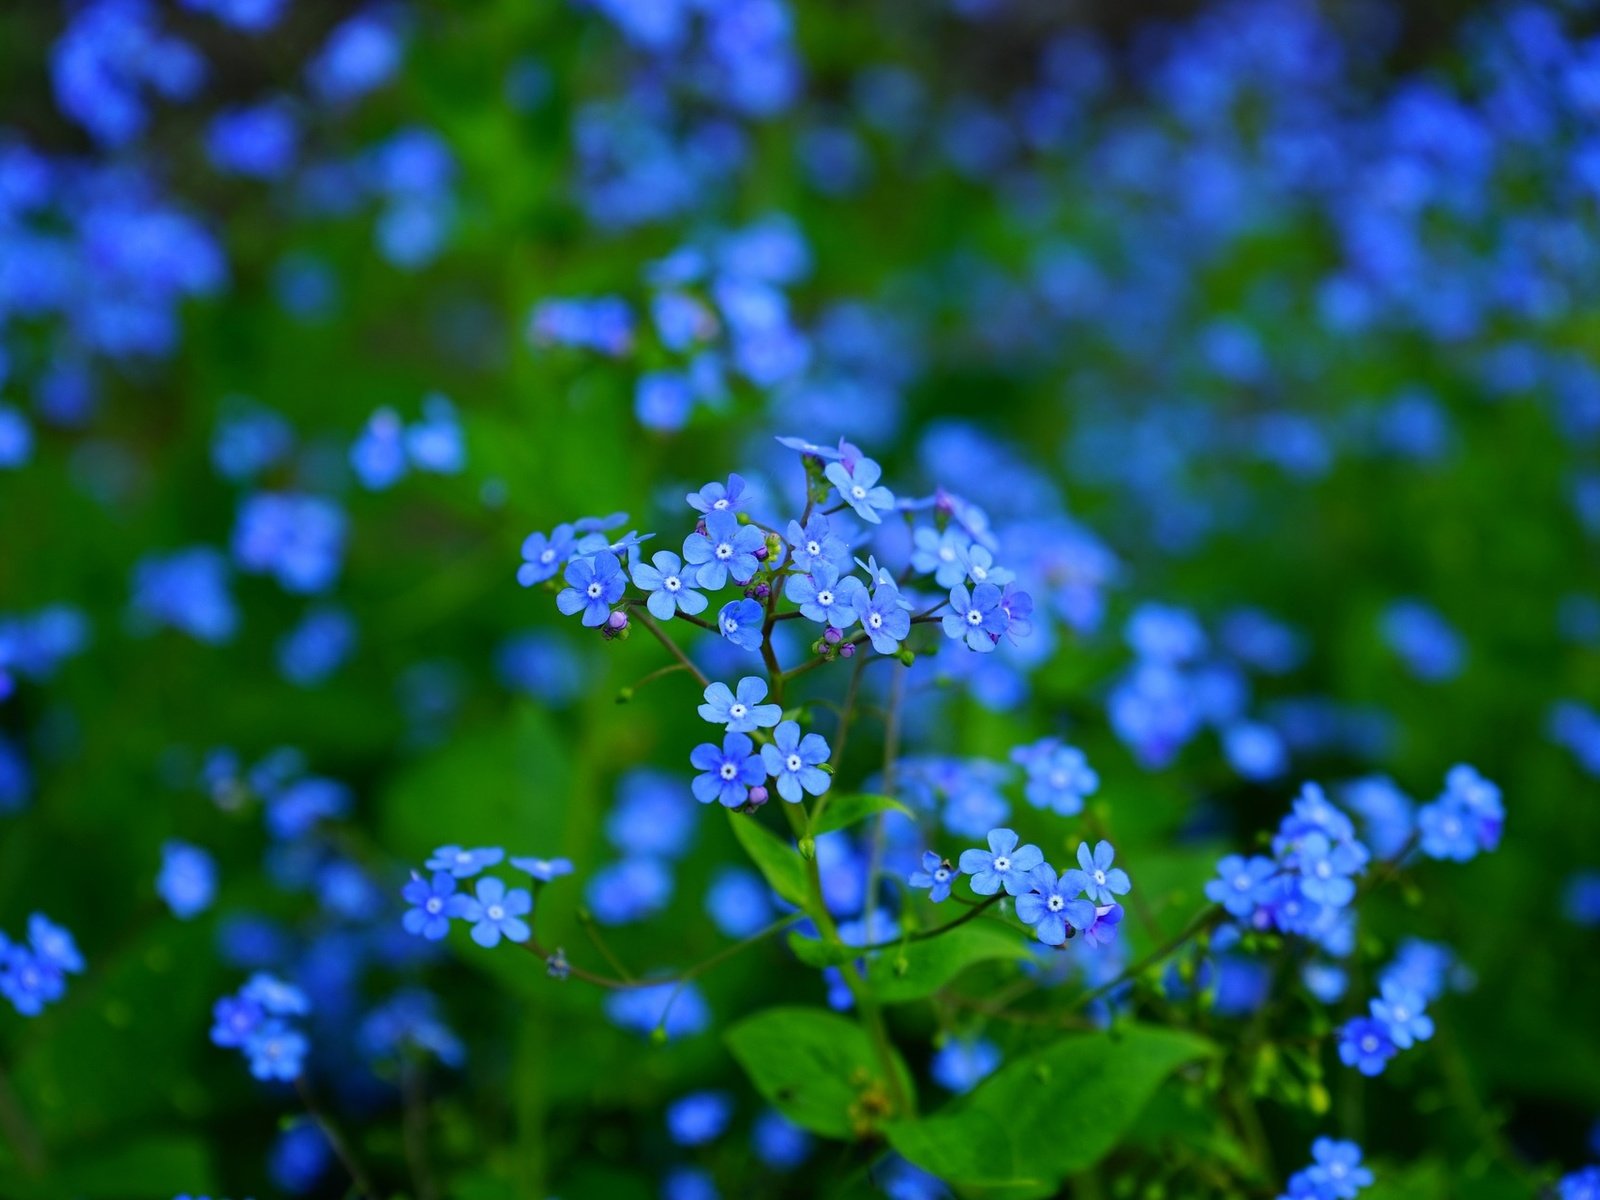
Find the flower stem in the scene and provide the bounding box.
[632,608,710,688]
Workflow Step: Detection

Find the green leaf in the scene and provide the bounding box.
[811,792,915,836]
[866,920,1032,1003]
[885,1026,1216,1193]
[786,931,856,969]
[724,1006,915,1139]
[0,1134,213,1199]
[727,811,813,912]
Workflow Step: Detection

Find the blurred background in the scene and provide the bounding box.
[2,0,1598,1197]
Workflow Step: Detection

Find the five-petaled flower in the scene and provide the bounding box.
[1337,1016,1397,1076]
[1369,981,1434,1049]
[556,552,626,626]
[1068,840,1131,906]
[683,510,765,589]
[690,733,766,807]
[958,827,1043,896]
[686,474,747,516]
[785,514,847,573]
[942,582,1007,652]
[909,852,955,903]
[511,855,575,882]
[459,877,533,947]
[1205,854,1276,917]
[698,677,782,732]
[786,561,863,627]
[852,582,911,654]
[1015,867,1097,946]
[760,720,831,803]
[718,598,764,651]
[911,526,972,588]
[632,550,709,620]
[824,455,894,524]
[425,845,505,878]
[517,525,575,587]
[402,871,470,940]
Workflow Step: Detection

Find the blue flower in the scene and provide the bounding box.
[425,845,505,878]
[752,1108,812,1169]
[687,474,747,515]
[243,972,310,1016]
[760,721,831,802]
[1292,1137,1374,1200]
[458,877,533,947]
[717,598,765,651]
[942,583,1006,652]
[930,1038,1001,1093]
[1082,904,1124,948]
[402,872,470,940]
[1205,854,1277,918]
[1068,841,1131,906]
[1559,1167,1600,1200]
[1337,1016,1397,1076]
[911,527,972,588]
[510,855,574,881]
[556,552,626,626]
[852,582,911,654]
[824,455,894,524]
[0,946,64,1016]
[908,851,955,903]
[1369,981,1433,1050]
[1014,740,1099,816]
[963,544,1013,587]
[684,510,766,589]
[957,828,1043,896]
[666,1091,733,1146]
[698,677,782,732]
[1015,867,1096,946]
[632,550,709,620]
[157,841,217,920]
[210,994,265,1047]
[785,515,848,573]
[245,1019,308,1081]
[1295,833,1360,907]
[517,525,576,586]
[786,562,864,626]
[690,733,765,807]
[28,914,84,974]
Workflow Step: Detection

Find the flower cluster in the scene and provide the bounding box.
[0,914,83,1017]
[209,973,311,1082]
[1278,1138,1373,1200]
[400,845,572,949]
[912,829,1130,949]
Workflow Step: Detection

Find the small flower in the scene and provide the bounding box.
[942,583,1007,652]
[1072,841,1131,906]
[686,474,747,515]
[911,526,972,588]
[1205,854,1277,918]
[852,582,911,654]
[458,877,532,947]
[0,947,64,1016]
[243,972,310,1016]
[957,828,1043,896]
[824,455,894,524]
[632,550,708,620]
[683,510,765,589]
[245,1019,308,1081]
[718,598,764,652]
[1015,739,1099,816]
[698,677,782,732]
[1337,1016,1398,1076]
[963,543,1013,587]
[210,994,265,1047]
[785,515,848,573]
[1015,867,1097,946]
[27,914,84,974]
[510,855,575,882]
[425,845,505,878]
[786,562,863,627]
[1295,833,1359,907]
[997,584,1034,642]
[157,840,217,920]
[689,732,766,807]
[402,871,470,940]
[909,851,955,902]
[1369,982,1433,1050]
[1416,799,1476,861]
[555,552,626,627]
[1302,1137,1373,1200]
[1082,903,1124,948]
[760,721,831,803]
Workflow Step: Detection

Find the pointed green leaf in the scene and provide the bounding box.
[727,810,814,912]
[866,920,1033,1003]
[811,792,915,836]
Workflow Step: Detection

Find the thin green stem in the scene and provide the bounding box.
[632,608,710,688]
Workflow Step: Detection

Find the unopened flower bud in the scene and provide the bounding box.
[748,785,769,807]
[607,609,628,630]
[824,626,843,644]
[840,642,856,658]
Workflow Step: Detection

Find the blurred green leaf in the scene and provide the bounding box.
[0,1133,212,1199]
[866,920,1031,1004]
[727,811,814,913]
[811,792,914,835]
[724,1006,914,1139]
[884,1026,1216,1193]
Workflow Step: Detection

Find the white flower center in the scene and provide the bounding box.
[1329,1163,1347,1179]
[806,540,821,556]
[869,613,882,628]
[851,485,866,500]
[1047,895,1064,912]
[1233,873,1252,891]
[712,498,729,510]
[425,897,442,914]
[487,904,505,921]
[934,868,950,882]
[729,703,747,718]
[665,575,681,591]
[724,618,738,633]
[1094,869,1106,886]
[1314,861,1332,878]
[993,856,1010,872]
[720,763,738,780]
[967,608,984,625]
[715,542,733,560]
[1360,1034,1379,1053]
[587,582,603,598]
[786,754,802,772]
[971,564,988,580]
[539,548,556,563]
[817,589,834,606]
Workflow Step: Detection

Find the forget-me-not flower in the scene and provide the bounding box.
[958,828,1043,896]
[698,677,782,732]
[690,733,766,807]
[760,721,831,803]
[556,552,626,626]
[459,877,532,947]
[632,550,708,620]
